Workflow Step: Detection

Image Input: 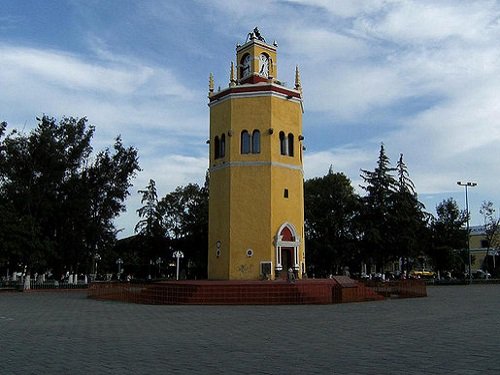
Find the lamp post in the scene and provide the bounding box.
[149,259,154,280]
[156,257,163,277]
[172,251,184,280]
[116,258,123,280]
[94,253,101,280]
[457,181,477,284]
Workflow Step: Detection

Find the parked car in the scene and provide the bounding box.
[410,270,436,279]
[473,270,491,279]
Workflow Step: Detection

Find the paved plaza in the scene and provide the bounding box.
[1,284,499,374]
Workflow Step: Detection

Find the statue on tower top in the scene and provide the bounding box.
[247,27,266,43]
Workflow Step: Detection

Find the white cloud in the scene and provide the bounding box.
[0,44,197,99]
[4,0,500,230]
[283,0,395,18]
[281,0,500,215]
[206,0,277,20]
[0,42,210,238]
[0,43,205,142]
[1,46,146,94]
[303,63,407,120]
[355,1,500,45]
[282,28,371,62]
[304,146,376,194]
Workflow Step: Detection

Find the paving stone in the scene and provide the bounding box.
[0,285,499,374]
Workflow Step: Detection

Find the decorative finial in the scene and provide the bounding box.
[294,65,302,93]
[229,61,236,87]
[208,73,214,96]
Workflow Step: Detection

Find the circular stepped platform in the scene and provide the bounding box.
[87,277,425,305]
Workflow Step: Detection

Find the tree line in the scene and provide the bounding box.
[0,116,140,279]
[0,116,208,280]
[122,178,208,279]
[1,116,498,280]
[305,145,469,278]
[305,146,500,278]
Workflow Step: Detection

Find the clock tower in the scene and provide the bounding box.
[207,28,305,280]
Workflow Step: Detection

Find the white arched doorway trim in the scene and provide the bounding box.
[274,222,300,272]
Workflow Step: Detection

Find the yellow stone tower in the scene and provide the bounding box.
[208,28,305,280]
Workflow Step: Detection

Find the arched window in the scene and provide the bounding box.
[240,53,251,79]
[279,131,286,155]
[214,136,220,159]
[252,130,260,154]
[220,134,226,158]
[241,130,250,154]
[288,133,294,157]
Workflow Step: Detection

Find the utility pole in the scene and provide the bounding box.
[457,181,477,284]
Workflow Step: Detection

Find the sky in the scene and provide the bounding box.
[1,0,499,237]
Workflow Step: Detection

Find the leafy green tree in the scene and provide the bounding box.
[83,136,140,274]
[0,116,95,273]
[359,144,398,269]
[428,198,467,276]
[0,201,34,274]
[304,166,361,276]
[0,116,139,277]
[159,176,208,279]
[479,201,500,274]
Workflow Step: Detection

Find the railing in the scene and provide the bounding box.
[427,277,500,285]
[363,280,427,298]
[0,279,89,291]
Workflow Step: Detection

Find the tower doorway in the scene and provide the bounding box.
[275,223,301,279]
[280,247,293,279]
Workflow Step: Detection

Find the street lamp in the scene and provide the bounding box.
[156,257,163,277]
[116,258,123,280]
[172,251,184,281]
[94,253,101,280]
[457,181,477,284]
[149,259,154,280]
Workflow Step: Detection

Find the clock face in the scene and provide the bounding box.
[259,54,269,77]
[241,54,251,77]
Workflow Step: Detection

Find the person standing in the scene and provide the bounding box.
[287,268,295,283]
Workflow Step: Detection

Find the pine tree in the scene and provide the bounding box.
[359,144,398,270]
[135,179,164,238]
[392,154,429,274]
[135,179,168,276]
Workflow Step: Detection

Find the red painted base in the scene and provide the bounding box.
[87,277,402,305]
